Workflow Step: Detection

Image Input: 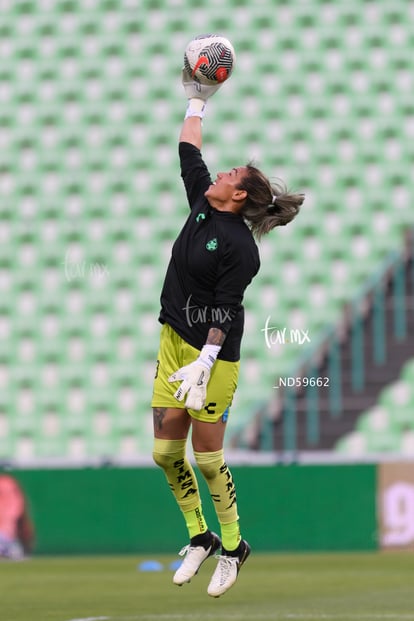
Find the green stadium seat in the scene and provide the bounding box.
[337,354,414,455]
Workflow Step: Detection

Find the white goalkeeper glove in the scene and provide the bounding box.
[182,67,223,101]
[168,344,221,411]
[182,68,223,119]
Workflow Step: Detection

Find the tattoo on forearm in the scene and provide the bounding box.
[153,407,167,432]
[206,327,226,347]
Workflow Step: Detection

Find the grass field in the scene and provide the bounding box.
[2,552,414,621]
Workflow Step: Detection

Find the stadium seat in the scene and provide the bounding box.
[336,356,414,455]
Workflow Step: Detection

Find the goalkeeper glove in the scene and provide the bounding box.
[182,67,223,101]
[168,344,220,411]
[182,68,223,119]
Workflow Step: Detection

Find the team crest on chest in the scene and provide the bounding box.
[206,238,218,251]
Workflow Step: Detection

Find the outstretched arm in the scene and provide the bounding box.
[179,68,224,150]
[179,116,202,150]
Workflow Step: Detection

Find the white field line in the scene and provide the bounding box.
[66,617,110,621]
[65,614,414,621]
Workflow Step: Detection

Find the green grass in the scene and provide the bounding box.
[1,552,414,621]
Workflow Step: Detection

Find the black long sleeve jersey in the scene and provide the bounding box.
[158,142,260,362]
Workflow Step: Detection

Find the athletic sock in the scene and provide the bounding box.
[153,438,208,538]
[223,538,245,556]
[220,521,241,552]
[194,449,242,551]
[183,507,208,539]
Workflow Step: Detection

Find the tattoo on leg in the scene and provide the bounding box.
[153,407,167,432]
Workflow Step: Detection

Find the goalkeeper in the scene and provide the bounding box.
[151,68,304,598]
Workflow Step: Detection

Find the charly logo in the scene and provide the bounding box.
[206,238,218,251]
[196,213,206,223]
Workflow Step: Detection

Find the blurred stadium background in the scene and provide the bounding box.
[1,0,414,556]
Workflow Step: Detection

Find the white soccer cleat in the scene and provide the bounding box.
[207,539,251,598]
[173,531,221,586]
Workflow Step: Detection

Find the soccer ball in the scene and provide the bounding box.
[184,34,235,85]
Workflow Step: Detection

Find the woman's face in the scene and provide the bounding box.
[0,476,25,521]
[204,166,248,206]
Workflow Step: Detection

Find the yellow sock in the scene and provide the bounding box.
[153,438,208,539]
[183,506,208,539]
[221,521,241,552]
[194,449,242,551]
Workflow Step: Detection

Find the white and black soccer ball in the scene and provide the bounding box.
[184,34,236,85]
